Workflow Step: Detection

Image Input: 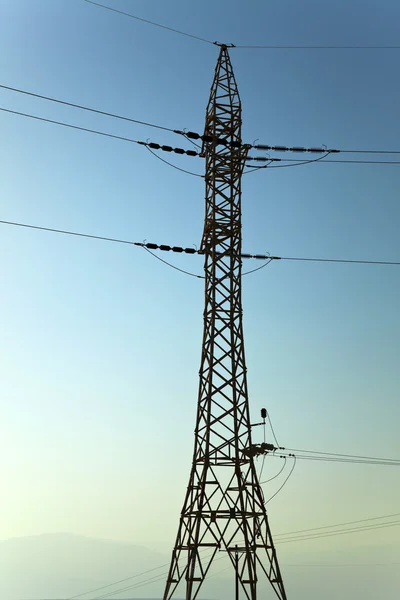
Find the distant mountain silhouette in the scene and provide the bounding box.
[0,533,167,599]
[1,533,399,599]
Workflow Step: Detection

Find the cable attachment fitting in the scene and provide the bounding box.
[242,443,277,458]
[213,41,236,48]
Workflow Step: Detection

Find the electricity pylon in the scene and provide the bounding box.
[163,45,287,600]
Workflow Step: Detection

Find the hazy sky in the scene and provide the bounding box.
[1,0,400,596]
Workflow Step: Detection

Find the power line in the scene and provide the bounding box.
[1,220,399,267]
[0,84,178,133]
[333,149,400,155]
[0,219,202,256]
[0,106,148,143]
[31,559,400,599]
[58,512,400,599]
[0,220,203,279]
[74,552,220,600]
[245,152,335,171]
[3,84,400,159]
[272,447,400,466]
[279,453,400,466]
[0,87,320,158]
[251,143,400,155]
[246,156,400,166]
[258,454,267,484]
[0,220,143,246]
[145,145,203,177]
[67,561,171,599]
[4,101,400,172]
[183,133,202,150]
[283,447,400,462]
[259,443,400,467]
[271,449,400,466]
[265,409,280,447]
[275,512,400,538]
[105,521,400,595]
[84,0,215,46]
[0,107,200,158]
[243,253,400,266]
[83,1,400,51]
[93,571,170,599]
[276,520,400,545]
[284,562,400,567]
[340,150,400,154]
[142,246,203,279]
[242,258,272,276]
[235,45,400,49]
[264,456,296,504]
[278,256,400,265]
[260,457,287,485]
[0,81,266,151]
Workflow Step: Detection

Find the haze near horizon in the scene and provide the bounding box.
[1,0,399,599]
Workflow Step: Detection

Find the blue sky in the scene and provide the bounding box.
[1,0,399,594]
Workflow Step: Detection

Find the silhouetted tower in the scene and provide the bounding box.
[163,45,287,600]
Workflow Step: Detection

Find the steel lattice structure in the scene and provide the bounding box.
[163,45,287,600]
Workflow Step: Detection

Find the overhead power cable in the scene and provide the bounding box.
[251,145,339,154]
[276,520,400,544]
[260,457,287,485]
[0,107,199,156]
[270,153,331,169]
[0,220,204,279]
[0,220,199,254]
[1,220,400,267]
[340,148,400,154]
[265,409,280,448]
[92,572,171,599]
[0,85,241,149]
[98,519,400,598]
[269,447,400,467]
[235,44,400,49]
[242,258,273,276]
[283,447,400,462]
[141,246,203,279]
[0,84,178,133]
[246,156,400,166]
[145,145,203,177]
[61,511,400,599]
[183,132,400,156]
[67,561,171,599]
[284,563,400,567]
[84,0,215,45]
[84,1,400,51]
[250,144,400,155]
[0,82,239,148]
[322,157,400,165]
[0,106,154,144]
[0,103,250,159]
[275,512,400,538]
[4,84,400,158]
[279,256,400,265]
[256,441,400,467]
[264,456,296,504]
[245,151,335,171]
[278,453,400,466]
[241,252,400,266]
[6,102,395,167]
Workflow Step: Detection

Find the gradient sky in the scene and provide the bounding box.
[1,0,400,594]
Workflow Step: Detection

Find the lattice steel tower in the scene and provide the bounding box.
[163,45,287,600]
